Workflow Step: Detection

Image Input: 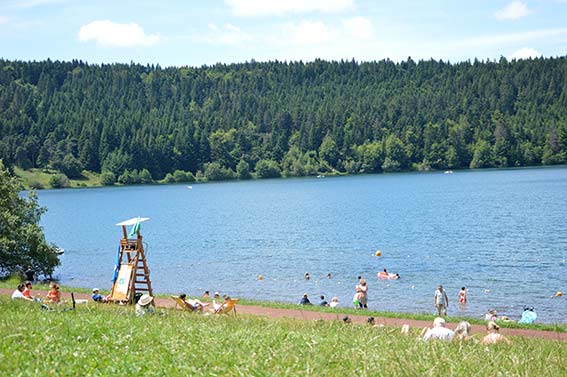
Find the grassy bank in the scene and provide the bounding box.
[14,167,102,189]
[1,297,565,376]
[2,276,566,333]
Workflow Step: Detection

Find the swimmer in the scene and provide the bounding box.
[257,274,264,281]
[304,272,310,281]
[458,287,467,305]
[327,272,332,279]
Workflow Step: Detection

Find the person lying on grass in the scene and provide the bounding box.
[91,288,109,303]
[179,293,209,311]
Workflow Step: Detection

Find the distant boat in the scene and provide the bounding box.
[444,170,453,174]
[316,175,325,178]
[55,247,65,255]
[187,186,193,189]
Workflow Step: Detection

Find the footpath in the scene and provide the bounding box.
[2,288,565,342]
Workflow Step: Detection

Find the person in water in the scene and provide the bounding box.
[433,285,449,316]
[458,287,467,305]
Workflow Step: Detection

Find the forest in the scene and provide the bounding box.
[0,56,566,186]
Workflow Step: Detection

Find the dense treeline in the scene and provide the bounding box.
[0,56,566,184]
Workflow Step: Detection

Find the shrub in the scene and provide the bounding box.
[255,159,281,179]
[49,173,70,188]
[100,171,116,186]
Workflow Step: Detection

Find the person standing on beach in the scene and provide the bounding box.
[24,266,35,282]
[434,285,448,316]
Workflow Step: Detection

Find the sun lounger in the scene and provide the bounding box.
[171,296,197,312]
[213,298,239,316]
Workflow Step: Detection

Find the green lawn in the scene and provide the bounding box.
[0,297,565,376]
[13,167,102,189]
[2,275,566,333]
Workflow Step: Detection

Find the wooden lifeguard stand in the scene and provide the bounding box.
[108,217,153,304]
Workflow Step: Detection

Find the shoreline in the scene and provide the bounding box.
[1,287,565,342]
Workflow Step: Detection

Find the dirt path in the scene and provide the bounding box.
[2,288,565,342]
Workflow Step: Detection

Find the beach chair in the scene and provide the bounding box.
[213,298,239,316]
[171,296,197,312]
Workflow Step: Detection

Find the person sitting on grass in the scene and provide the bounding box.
[454,321,472,341]
[422,317,455,341]
[299,293,312,305]
[319,295,328,306]
[91,288,109,303]
[481,321,511,345]
[135,294,155,316]
[12,284,33,301]
[329,296,339,308]
[179,293,209,311]
[46,282,61,304]
[22,281,34,300]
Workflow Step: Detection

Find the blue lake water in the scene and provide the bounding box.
[37,167,567,323]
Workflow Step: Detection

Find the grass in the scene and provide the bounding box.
[0,297,565,376]
[13,167,102,189]
[2,275,566,333]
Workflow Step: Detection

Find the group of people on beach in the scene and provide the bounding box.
[11,280,61,305]
[420,317,511,345]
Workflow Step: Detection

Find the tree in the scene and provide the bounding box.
[319,135,339,168]
[100,171,116,186]
[0,161,60,277]
[236,160,251,180]
[255,159,281,178]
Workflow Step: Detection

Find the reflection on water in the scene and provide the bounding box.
[39,166,567,323]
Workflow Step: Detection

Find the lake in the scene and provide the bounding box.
[37,167,567,323]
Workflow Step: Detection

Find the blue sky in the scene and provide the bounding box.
[0,0,566,67]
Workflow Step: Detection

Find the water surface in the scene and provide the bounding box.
[38,167,567,322]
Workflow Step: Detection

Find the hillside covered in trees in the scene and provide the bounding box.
[0,56,566,185]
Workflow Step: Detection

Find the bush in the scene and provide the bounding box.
[100,171,116,186]
[139,168,154,184]
[163,173,176,183]
[49,173,70,188]
[236,160,251,180]
[204,162,235,181]
[173,170,187,182]
[255,159,281,179]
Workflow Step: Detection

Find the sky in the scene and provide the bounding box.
[0,0,566,67]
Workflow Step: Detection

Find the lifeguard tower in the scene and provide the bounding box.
[108,217,153,304]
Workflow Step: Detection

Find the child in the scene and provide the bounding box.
[353,289,362,308]
[458,287,467,304]
[46,283,61,303]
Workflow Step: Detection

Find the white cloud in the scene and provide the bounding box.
[0,16,9,25]
[494,1,530,21]
[341,16,373,40]
[203,23,252,46]
[225,0,353,17]
[78,20,160,48]
[509,47,542,59]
